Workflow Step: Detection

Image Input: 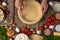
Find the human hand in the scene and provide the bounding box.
[15,0,23,10]
[41,0,48,14]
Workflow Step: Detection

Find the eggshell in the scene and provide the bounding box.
[36,30,41,34]
[15,27,20,33]
[49,25,54,29]
[2,2,7,6]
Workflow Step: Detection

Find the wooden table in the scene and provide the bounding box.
[0,0,55,30]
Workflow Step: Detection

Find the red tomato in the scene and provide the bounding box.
[27,31,32,35]
[47,17,51,22]
[51,16,55,20]
[25,29,29,32]
[5,10,10,15]
[46,22,51,26]
[21,27,27,30]
[51,22,55,25]
[54,19,59,24]
[39,26,45,31]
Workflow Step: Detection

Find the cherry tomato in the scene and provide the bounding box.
[47,17,51,22]
[54,19,59,24]
[5,10,10,15]
[27,31,32,35]
[51,16,55,20]
[46,22,51,26]
[39,26,45,31]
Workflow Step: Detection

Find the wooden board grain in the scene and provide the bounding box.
[27,23,38,30]
[2,0,7,2]
[15,8,27,27]
[7,0,15,18]
[14,0,27,27]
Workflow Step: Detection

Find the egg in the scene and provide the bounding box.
[9,38,13,40]
[2,2,7,6]
[15,27,20,33]
[36,30,41,34]
[49,25,54,29]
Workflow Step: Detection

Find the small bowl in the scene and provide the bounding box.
[18,1,42,24]
[5,17,13,24]
[0,8,5,23]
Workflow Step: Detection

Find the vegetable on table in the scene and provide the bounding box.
[0,26,10,40]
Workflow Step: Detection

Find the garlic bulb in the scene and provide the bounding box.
[9,38,13,40]
[49,25,54,29]
[36,30,41,34]
[2,2,7,6]
[15,27,20,33]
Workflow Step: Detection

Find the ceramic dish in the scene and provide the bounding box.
[15,33,29,40]
[55,24,60,32]
[5,17,13,24]
[0,8,5,23]
[18,0,42,24]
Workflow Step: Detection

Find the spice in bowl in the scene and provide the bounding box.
[6,17,13,24]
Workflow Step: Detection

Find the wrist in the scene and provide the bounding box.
[42,0,47,2]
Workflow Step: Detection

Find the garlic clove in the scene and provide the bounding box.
[2,2,7,6]
[36,30,41,34]
[9,38,13,40]
[15,27,20,33]
[49,25,54,29]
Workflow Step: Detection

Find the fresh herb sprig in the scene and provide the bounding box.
[0,26,9,40]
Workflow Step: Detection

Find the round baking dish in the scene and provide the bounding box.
[18,0,42,24]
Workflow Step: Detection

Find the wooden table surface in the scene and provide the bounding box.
[0,0,55,30]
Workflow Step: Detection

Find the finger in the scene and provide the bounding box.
[20,5,23,10]
[43,7,47,14]
[41,6,44,13]
[15,4,19,9]
[41,7,45,14]
[19,6,21,11]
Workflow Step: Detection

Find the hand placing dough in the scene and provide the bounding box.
[15,0,48,14]
[15,0,23,10]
